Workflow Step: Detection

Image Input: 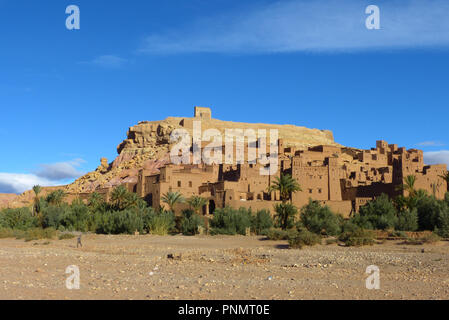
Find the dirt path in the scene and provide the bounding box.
[0,234,448,300]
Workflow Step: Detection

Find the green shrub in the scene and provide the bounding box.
[41,205,67,229]
[210,207,252,235]
[60,201,93,232]
[355,194,398,230]
[339,228,375,246]
[181,209,204,235]
[414,196,449,235]
[341,220,360,234]
[262,228,289,240]
[299,199,342,236]
[145,211,175,235]
[395,209,418,231]
[416,196,443,231]
[288,229,321,249]
[434,209,449,238]
[96,209,146,235]
[251,210,273,235]
[0,207,38,230]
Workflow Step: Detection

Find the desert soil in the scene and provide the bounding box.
[0,234,448,300]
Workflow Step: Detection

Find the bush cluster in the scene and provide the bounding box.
[262,228,297,240]
[1,184,448,246]
[352,193,449,237]
[210,207,253,235]
[288,229,322,249]
[338,227,375,246]
[209,207,275,236]
[300,200,343,236]
[180,209,205,235]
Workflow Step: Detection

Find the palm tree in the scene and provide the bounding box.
[88,192,105,211]
[439,172,449,192]
[404,175,416,194]
[187,196,208,215]
[125,192,146,209]
[110,185,129,210]
[161,191,185,213]
[404,188,428,210]
[398,175,417,197]
[32,185,42,216]
[274,203,298,230]
[268,174,301,203]
[46,189,66,207]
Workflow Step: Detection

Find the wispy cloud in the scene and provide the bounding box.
[34,158,86,181]
[139,0,449,54]
[417,141,445,147]
[424,150,449,168]
[0,173,56,194]
[0,159,86,194]
[80,55,127,68]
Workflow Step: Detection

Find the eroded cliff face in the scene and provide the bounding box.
[1,110,339,208]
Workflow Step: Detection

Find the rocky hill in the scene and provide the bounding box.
[1,107,339,208]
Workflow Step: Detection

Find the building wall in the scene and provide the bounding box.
[135,139,448,217]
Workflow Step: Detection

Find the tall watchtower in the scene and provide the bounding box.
[194,106,212,120]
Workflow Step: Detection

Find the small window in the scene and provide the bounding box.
[318,188,322,194]
[309,189,313,194]
[177,181,181,187]
[189,181,192,188]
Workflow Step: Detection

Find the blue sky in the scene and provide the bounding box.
[0,0,448,193]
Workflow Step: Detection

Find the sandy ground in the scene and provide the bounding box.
[0,234,448,300]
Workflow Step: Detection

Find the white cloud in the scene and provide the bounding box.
[34,158,86,181]
[0,159,86,194]
[140,0,449,54]
[0,173,56,194]
[424,151,449,168]
[81,55,127,68]
[417,141,445,147]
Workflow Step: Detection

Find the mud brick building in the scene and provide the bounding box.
[136,134,447,217]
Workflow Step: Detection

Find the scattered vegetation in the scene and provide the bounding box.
[1,177,448,250]
[339,227,375,247]
[273,203,297,230]
[15,228,57,242]
[210,207,253,235]
[288,229,322,249]
[187,196,208,215]
[300,199,342,236]
[251,209,273,235]
[180,209,204,235]
[402,232,441,245]
[145,211,175,235]
[161,191,185,213]
[262,228,291,240]
[58,233,76,240]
